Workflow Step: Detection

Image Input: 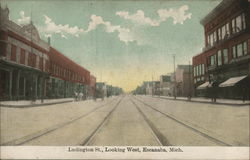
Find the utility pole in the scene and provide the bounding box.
[173,54,176,99]
[188,60,191,101]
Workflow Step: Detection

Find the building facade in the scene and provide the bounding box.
[0,6,96,101]
[159,75,172,96]
[0,6,50,101]
[175,65,193,97]
[193,0,250,99]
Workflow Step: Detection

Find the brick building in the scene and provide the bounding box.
[193,0,250,99]
[0,5,95,101]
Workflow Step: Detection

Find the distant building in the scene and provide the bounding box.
[175,65,193,97]
[89,75,96,98]
[192,0,250,99]
[159,75,172,96]
[95,82,107,98]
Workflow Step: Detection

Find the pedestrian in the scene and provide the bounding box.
[74,91,78,101]
[79,92,83,101]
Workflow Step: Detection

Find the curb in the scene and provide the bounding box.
[150,96,250,107]
[0,100,74,108]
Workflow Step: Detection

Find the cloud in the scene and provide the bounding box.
[116,10,160,26]
[40,15,84,38]
[85,15,137,44]
[17,11,31,25]
[116,5,192,26]
[158,5,192,25]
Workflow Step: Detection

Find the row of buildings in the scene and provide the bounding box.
[133,65,193,97]
[96,82,123,99]
[134,0,250,100]
[0,5,97,101]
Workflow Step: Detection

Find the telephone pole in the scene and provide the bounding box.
[173,54,176,99]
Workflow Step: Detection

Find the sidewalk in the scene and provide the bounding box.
[0,98,74,108]
[148,95,250,106]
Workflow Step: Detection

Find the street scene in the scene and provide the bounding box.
[0,0,250,147]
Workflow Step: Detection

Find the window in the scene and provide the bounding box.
[202,64,205,75]
[36,56,39,68]
[223,49,228,64]
[237,43,243,57]
[236,15,242,31]
[233,46,237,58]
[217,50,222,66]
[210,55,215,66]
[11,44,17,62]
[242,13,246,30]
[20,49,25,64]
[210,34,213,46]
[207,36,210,46]
[232,13,246,34]
[218,28,222,41]
[221,25,226,39]
[232,18,236,33]
[232,41,248,58]
[243,41,247,55]
[213,31,217,44]
[226,23,230,37]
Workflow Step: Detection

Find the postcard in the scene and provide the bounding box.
[0,0,249,159]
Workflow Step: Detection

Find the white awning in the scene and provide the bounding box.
[197,82,210,89]
[219,75,248,87]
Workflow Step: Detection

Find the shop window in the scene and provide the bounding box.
[223,49,228,64]
[217,50,222,66]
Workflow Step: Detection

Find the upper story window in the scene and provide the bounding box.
[232,13,246,34]
[208,31,217,46]
[194,64,205,77]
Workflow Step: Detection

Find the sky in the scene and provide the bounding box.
[1,0,222,92]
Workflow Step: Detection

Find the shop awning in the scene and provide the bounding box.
[197,82,210,89]
[219,75,248,87]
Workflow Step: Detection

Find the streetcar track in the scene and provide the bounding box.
[133,96,232,146]
[130,98,170,146]
[80,97,123,146]
[1,97,120,146]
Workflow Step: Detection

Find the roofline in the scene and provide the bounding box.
[200,0,236,25]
